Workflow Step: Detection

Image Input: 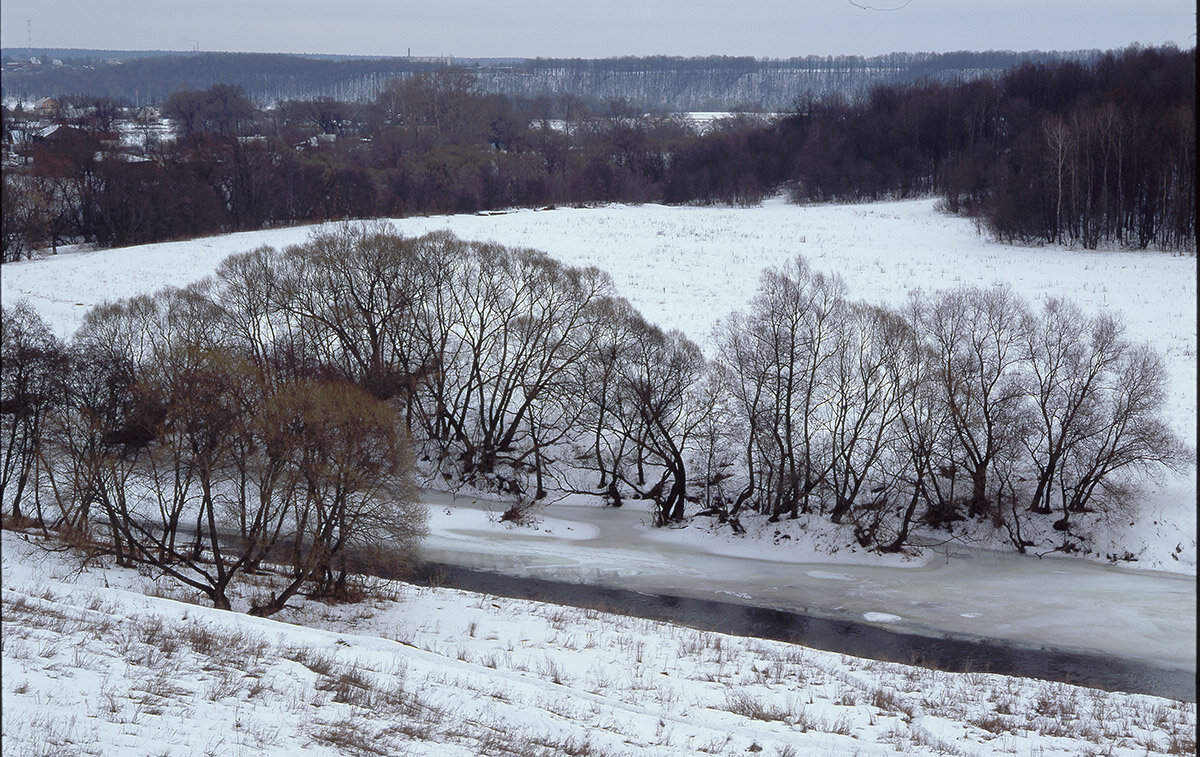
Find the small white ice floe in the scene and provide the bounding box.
[863,612,903,623]
[960,612,981,618]
[805,570,854,581]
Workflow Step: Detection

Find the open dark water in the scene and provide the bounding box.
[406,561,1196,702]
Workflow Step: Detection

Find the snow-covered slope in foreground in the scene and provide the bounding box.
[2,197,1194,573]
[2,530,1195,757]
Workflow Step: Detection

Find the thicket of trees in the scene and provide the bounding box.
[2,50,1089,110]
[1,274,424,615]
[3,45,1192,262]
[708,260,1187,551]
[781,46,1197,250]
[0,226,708,615]
[4,227,1187,594]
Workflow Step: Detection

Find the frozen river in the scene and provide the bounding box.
[419,491,1196,678]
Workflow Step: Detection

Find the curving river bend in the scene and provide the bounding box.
[412,490,1196,701]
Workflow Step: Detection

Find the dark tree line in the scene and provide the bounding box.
[3,46,1192,261]
[2,75,696,257]
[2,49,1091,110]
[680,45,1194,249]
[774,46,1196,250]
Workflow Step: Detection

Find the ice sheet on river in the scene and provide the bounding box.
[422,490,1196,672]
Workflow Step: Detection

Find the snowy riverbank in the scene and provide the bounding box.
[3,528,1195,756]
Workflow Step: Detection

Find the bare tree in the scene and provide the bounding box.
[687,369,739,520]
[374,69,485,147]
[212,245,290,382]
[879,297,956,550]
[1021,299,1125,518]
[572,296,643,503]
[1056,344,1189,522]
[249,379,424,615]
[410,234,615,494]
[38,342,150,564]
[825,304,907,540]
[1043,116,1074,244]
[922,285,1031,523]
[610,316,707,526]
[1,303,66,521]
[712,310,773,527]
[738,256,845,520]
[275,222,434,402]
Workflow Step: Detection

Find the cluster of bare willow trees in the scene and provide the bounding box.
[0,222,707,618]
[2,226,1188,590]
[1,264,424,615]
[709,259,1187,551]
[225,224,708,526]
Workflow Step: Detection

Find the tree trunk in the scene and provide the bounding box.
[208,590,232,611]
[1028,450,1059,514]
[883,482,923,553]
[968,467,989,519]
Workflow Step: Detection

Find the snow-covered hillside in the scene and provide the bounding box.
[3,197,1194,573]
[3,529,1194,756]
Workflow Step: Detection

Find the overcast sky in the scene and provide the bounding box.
[1,1,1194,59]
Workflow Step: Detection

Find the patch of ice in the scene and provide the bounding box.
[805,570,855,581]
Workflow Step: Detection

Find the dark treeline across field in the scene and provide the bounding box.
[2,225,1187,616]
[499,49,1195,253]
[685,45,1195,250]
[1,45,1193,262]
[2,49,1093,110]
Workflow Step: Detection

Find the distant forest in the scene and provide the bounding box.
[1,45,1194,259]
[2,49,1101,111]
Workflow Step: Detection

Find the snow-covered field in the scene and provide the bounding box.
[3,529,1195,757]
[3,197,1194,572]
[2,198,1196,753]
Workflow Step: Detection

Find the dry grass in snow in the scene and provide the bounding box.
[2,529,1194,757]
